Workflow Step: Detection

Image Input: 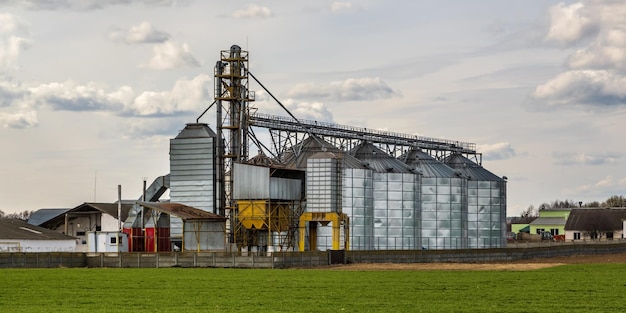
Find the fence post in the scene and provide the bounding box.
[156,253,159,268]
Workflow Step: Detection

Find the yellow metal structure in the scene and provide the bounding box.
[235,200,302,250]
[237,200,290,231]
[298,212,349,251]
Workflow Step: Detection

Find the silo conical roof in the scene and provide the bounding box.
[400,148,457,177]
[350,142,413,173]
[174,123,216,139]
[282,135,367,169]
[444,153,504,181]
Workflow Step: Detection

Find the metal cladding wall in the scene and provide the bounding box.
[183,221,225,251]
[233,163,301,201]
[306,153,342,213]
[233,163,270,199]
[170,123,217,240]
[342,168,374,250]
[372,172,419,250]
[445,154,506,248]
[420,176,467,249]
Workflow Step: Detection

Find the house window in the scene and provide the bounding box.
[110,236,118,245]
[607,232,614,240]
[574,232,581,240]
[550,229,559,236]
[536,228,545,234]
[76,231,86,236]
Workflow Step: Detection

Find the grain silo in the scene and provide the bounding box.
[444,153,506,248]
[169,123,217,250]
[400,148,467,249]
[350,142,419,250]
[282,136,369,251]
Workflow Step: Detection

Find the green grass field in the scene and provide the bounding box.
[1,264,625,312]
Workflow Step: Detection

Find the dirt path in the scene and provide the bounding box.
[318,252,626,271]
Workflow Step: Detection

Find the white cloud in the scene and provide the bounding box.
[567,28,626,71]
[283,99,334,123]
[28,81,125,111]
[232,4,273,18]
[0,80,27,107]
[123,74,211,116]
[330,2,353,14]
[0,110,38,128]
[141,41,199,70]
[16,74,210,118]
[566,175,626,195]
[109,21,170,44]
[0,13,22,34]
[535,1,626,108]
[553,151,620,166]
[286,77,399,102]
[531,70,626,107]
[545,2,596,45]
[0,13,30,69]
[477,142,516,161]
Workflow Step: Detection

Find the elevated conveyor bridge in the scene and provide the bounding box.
[249,112,479,162]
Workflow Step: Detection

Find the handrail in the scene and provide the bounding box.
[249,112,476,153]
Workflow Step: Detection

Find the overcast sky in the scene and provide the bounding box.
[1,0,625,216]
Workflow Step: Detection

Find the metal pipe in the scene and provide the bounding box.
[117,185,121,253]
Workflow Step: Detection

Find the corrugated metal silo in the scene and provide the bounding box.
[169,123,217,246]
[351,142,418,250]
[401,149,467,250]
[285,136,370,251]
[444,153,506,248]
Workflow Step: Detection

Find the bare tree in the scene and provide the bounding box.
[583,201,600,207]
[520,205,538,218]
[603,195,626,207]
[2,210,33,221]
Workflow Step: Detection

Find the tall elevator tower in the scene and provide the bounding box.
[215,45,255,220]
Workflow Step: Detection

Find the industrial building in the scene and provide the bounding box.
[122,45,507,252]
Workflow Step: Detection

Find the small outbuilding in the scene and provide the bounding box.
[30,202,133,252]
[0,218,77,252]
[565,208,626,240]
[136,202,227,252]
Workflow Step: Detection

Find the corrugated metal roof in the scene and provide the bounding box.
[174,123,216,139]
[0,218,76,240]
[530,217,567,226]
[444,153,504,181]
[565,208,626,230]
[350,142,413,173]
[282,136,367,169]
[28,208,71,226]
[38,202,133,229]
[137,202,226,221]
[400,149,457,177]
[247,153,282,167]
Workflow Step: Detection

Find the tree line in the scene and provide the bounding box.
[520,195,626,218]
[0,210,33,221]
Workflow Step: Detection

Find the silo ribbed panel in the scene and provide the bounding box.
[445,154,506,248]
[400,148,467,250]
[342,168,374,250]
[169,124,217,239]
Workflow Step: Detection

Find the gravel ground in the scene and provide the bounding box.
[314,251,626,271]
